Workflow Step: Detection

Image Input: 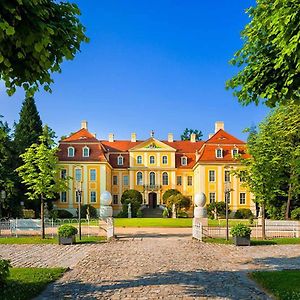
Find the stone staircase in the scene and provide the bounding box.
[141,207,164,218]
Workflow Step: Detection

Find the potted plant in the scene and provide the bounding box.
[58,224,78,245]
[230,223,252,246]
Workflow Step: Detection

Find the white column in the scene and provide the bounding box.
[129,170,134,189]
[83,165,88,204]
[171,171,176,188]
[183,174,187,193]
[100,165,106,194]
[217,166,222,201]
[157,153,161,167]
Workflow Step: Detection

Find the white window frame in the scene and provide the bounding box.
[240,192,246,205]
[162,155,168,164]
[68,147,75,157]
[61,169,67,179]
[224,170,230,182]
[216,148,223,158]
[232,148,239,157]
[60,191,67,203]
[177,176,182,186]
[181,156,187,166]
[123,175,129,186]
[137,155,142,164]
[209,192,216,203]
[187,176,193,186]
[225,192,231,204]
[149,172,156,186]
[90,191,97,203]
[82,146,90,157]
[137,172,143,185]
[75,168,82,182]
[162,172,168,185]
[90,169,96,181]
[117,155,124,166]
[209,170,215,182]
[149,155,155,164]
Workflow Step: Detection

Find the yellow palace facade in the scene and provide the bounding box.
[57,121,255,216]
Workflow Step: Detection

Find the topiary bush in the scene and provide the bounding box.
[80,204,98,218]
[230,223,252,237]
[234,208,254,219]
[58,224,78,238]
[0,259,11,287]
[291,207,300,220]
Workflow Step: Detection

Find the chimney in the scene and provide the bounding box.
[108,133,114,142]
[81,120,88,130]
[93,133,96,138]
[131,133,136,142]
[208,133,214,139]
[168,133,173,142]
[190,133,196,143]
[215,121,224,133]
[195,149,200,161]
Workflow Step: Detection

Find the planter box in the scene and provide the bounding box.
[233,236,250,246]
[59,235,76,245]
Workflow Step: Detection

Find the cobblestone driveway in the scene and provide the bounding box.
[1,233,300,299]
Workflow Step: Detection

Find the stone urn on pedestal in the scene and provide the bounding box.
[100,191,114,239]
[193,192,208,226]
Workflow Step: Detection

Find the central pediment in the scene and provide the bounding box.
[129,138,176,152]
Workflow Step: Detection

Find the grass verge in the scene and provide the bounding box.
[250,270,300,300]
[2,267,65,300]
[203,237,300,245]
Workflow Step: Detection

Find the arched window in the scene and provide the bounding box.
[181,156,187,166]
[117,155,123,166]
[83,146,89,157]
[216,148,223,158]
[149,172,155,186]
[162,172,168,185]
[150,155,155,164]
[137,155,142,164]
[162,155,168,164]
[137,172,143,185]
[68,147,75,157]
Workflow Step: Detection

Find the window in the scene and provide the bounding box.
[123,175,129,186]
[117,156,123,166]
[150,172,155,186]
[61,169,67,179]
[240,171,246,182]
[61,191,67,203]
[232,148,239,157]
[209,170,215,182]
[209,192,216,203]
[181,156,187,166]
[150,155,155,164]
[90,169,96,181]
[224,170,230,182]
[225,192,231,204]
[68,147,75,157]
[75,168,82,181]
[83,146,89,157]
[137,155,142,164]
[162,172,168,185]
[90,191,96,203]
[113,195,118,204]
[113,175,118,185]
[216,148,223,158]
[187,176,193,186]
[137,172,143,185]
[162,156,168,164]
[240,192,246,204]
[75,191,81,203]
[177,176,182,186]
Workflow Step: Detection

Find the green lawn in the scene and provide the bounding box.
[114,218,192,227]
[250,270,300,300]
[0,236,106,244]
[203,237,300,245]
[2,267,65,300]
[208,219,255,227]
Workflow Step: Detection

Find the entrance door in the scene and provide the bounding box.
[148,192,157,208]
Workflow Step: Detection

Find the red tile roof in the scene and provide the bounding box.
[108,153,130,168]
[62,128,99,143]
[206,129,245,145]
[101,141,141,152]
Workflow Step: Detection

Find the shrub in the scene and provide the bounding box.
[52,209,73,219]
[0,259,11,287]
[136,209,143,218]
[162,189,181,204]
[166,194,191,216]
[58,224,78,238]
[22,209,35,218]
[291,208,300,220]
[177,211,188,218]
[162,208,169,218]
[116,210,127,218]
[121,190,143,217]
[230,223,252,238]
[207,202,229,219]
[80,204,98,218]
[234,209,254,219]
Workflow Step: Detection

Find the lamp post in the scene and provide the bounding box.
[76,181,82,240]
[224,181,231,241]
[0,190,6,219]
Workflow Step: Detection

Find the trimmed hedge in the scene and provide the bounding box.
[58,224,78,238]
[234,208,254,219]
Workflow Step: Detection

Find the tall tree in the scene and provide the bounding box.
[181,128,203,141]
[17,125,69,238]
[226,0,300,107]
[0,0,89,97]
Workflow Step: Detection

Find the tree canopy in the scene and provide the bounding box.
[0,0,88,97]
[181,128,203,141]
[121,189,143,217]
[226,0,300,107]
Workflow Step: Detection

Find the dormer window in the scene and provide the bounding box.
[82,146,89,157]
[117,155,124,166]
[216,148,223,158]
[232,147,239,157]
[181,156,187,166]
[68,147,75,157]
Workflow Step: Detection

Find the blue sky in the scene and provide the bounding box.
[1,0,269,141]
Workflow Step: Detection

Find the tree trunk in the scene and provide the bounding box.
[261,203,266,240]
[41,195,45,239]
[285,183,292,220]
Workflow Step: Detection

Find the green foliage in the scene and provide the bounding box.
[22,209,35,219]
[181,128,203,141]
[226,0,300,107]
[80,204,97,218]
[234,208,254,219]
[177,211,188,218]
[0,1,89,97]
[121,189,143,217]
[116,210,128,218]
[58,224,78,238]
[291,208,300,220]
[0,259,11,287]
[230,223,252,237]
[207,202,229,219]
[50,209,73,219]
[162,208,169,218]
[162,189,181,203]
[166,194,191,216]
[136,209,143,218]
